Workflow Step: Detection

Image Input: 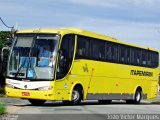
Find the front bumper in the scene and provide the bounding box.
[5,87,55,100]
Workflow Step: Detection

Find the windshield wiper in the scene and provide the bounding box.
[15,55,27,78]
[26,37,36,79]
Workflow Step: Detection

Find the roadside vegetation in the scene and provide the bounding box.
[0,31,12,87]
[0,31,11,115]
[0,103,6,115]
[0,87,5,97]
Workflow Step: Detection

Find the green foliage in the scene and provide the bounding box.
[0,31,12,86]
[0,87,5,96]
[0,31,12,48]
[0,103,6,115]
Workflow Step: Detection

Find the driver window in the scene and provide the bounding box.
[56,34,75,79]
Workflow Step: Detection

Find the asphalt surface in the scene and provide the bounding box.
[1,96,160,120]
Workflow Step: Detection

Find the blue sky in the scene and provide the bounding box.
[0,0,160,51]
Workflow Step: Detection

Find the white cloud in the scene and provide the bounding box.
[132,0,159,5]
[69,0,118,7]
[0,0,160,51]
[69,0,160,7]
[69,16,160,51]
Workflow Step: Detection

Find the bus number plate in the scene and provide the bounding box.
[22,92,30,96]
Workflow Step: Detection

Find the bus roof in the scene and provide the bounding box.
[17,28,158,52]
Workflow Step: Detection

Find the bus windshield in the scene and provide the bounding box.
[7,34,60,80]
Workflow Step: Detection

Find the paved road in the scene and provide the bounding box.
[1,97,160,120]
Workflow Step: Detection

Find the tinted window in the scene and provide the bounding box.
[119,45,130,64]
[131,48,141,65]
[75,35,159,68]
[141,50,148,66]
[151,52,159,68]
[76,36,90,58]
[105,42,118,62]
[90,39,105,60]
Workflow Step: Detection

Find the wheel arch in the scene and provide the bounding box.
[135,86,142,93]
[70,82,84,100]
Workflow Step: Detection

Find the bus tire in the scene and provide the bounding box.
[28,99,46,106]
[126,89,142,104]
[71,87,83,105]
[134,89,142,104]
[63,88,82,105]
[98,100,112,104]
[63,87,83,105]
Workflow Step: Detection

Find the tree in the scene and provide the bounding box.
[0,31,12,47]
[0,31,12,87]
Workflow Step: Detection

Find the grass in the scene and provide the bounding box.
[0,103,6,115]
[0,87,6,115]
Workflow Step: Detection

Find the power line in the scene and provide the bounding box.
[0,17,14,29]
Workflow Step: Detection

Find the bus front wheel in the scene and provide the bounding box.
[63,88,82,105]
[72,88,82,104]
[28,99,46,106]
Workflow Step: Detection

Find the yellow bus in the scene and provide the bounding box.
[5,28,159,105]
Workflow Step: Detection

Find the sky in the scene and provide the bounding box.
[0,0,160,51]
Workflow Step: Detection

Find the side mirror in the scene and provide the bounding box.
[1,47,10,62]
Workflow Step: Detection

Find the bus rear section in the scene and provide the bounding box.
[71,34,159,104]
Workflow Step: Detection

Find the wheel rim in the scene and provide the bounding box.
[136,92,141,101]
[72,90,79,101]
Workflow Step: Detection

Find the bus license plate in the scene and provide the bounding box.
[22,92,30,96]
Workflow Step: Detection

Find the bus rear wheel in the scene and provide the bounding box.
[98,100,112,104]
[134,89,142,104]
[126,89,142,104]
[28,99,46,106]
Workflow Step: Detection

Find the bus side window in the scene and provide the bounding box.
[77,49,83,56]
[99,42,105,60]
[119,45,125,63]
[119,45,130,64]
[105,43,112,61]
[147,52,151,67]
[142,50,147,66]
[131,48,141,65]
[91,39,104,59]
[105,42,118,62]
[151,52,159,68]
[76,36,90,59]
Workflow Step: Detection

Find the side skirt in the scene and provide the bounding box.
[86,93,147,100]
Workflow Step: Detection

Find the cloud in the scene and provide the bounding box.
[69,0,160,7]
[132,0,159,5]
[0,0,160,51]
[69,0,120,8]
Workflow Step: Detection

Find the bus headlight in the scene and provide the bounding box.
[38,86,53,90]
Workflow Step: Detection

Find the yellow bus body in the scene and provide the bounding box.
[5,28,159,102]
